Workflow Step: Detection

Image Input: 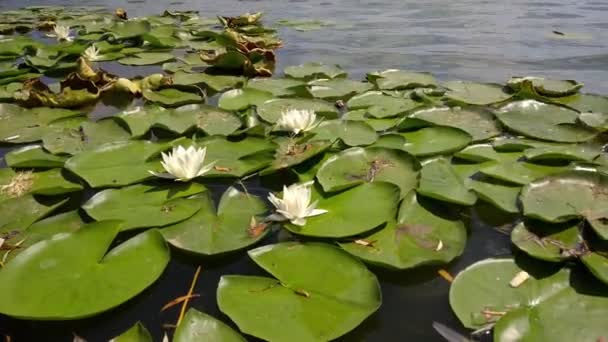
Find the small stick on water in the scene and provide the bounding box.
[177,266,202,326]
[438,269,454,283]
[161,294,201,312]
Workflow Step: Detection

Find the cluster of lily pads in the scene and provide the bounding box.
[0,5,607,342]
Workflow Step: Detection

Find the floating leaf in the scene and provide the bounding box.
[470,180,520,213]
[257,98,337,123]
[261,137,333,175]
[306,78,373,101]
[42,118,131,155]
[368,69,437,90]
[507,77,583,97]
[173,309,245,342]
[246,77,304,97]
[284,182,399,238]
[143,88,203,107]
[523,144,602,162]
[444,81,512,105]
[162,187,268,256]
[110,322,152,342]
[65,140,174,188]
[511,221,581,263]
[172,71,245,92]
[340,191,465,269]
[0,104,82,143]
[480,160,568,185]
[83,183,206,231]
[346,91,420,118]
[417,158,477,205]
[119,52,175,66]
[0,221,169,319]
[217,242,381,341]
[449,258,608,341]
[0,195,66,233]
[520,170,608,239]
[316,147,418,195]
[495,100,597,142]
[401,126,472,157]
[218,88,273,111]
[342,109,400,131]
[0,168,81,198]
[284,62,346,80]
[408,106,501,141]
[310,120,377,146]
[4,144,67,168]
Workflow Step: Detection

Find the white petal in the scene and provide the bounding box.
[148,170,177,179]
[307,208,328,217]
[291,217,307,226]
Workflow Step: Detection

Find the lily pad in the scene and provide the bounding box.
[284,182,399,238]
[0,195,67,233]
[408,106,501,141]
[511,221,581,263]
[316,147,418,196]
[172,71,245,92]
[310,120,377,146]
[368,69,437,90]
[449,257,608,341]
[523,144,602,162]
[495,100,597,142]
[0,104,82,143]
[246,78,304,97]
[108,20,151,39]
[579,112,608,132]
[218,88,273,111]
[110,322,152,342]
[162,187,268,256]
[217,242,381,342]
[340,191,466,269]
[174,309,245,342]
[444,81,512,105]
[520,170,608,239]
[346,91,420,118]
[401,126,472,157]
[143,88,203,107]
[342,109,400,131]
[284,62,346,80]
[261,137,333,175]
[65,140,174,188]
[119,52,174,66]
[507,77,583,97]
[4,144,67,168]
[417,158,477,205]
[42,118,131,155]
[83,183,205,231]
[0,168,82,198]
[306,78,373,101]
[480,161,568,185]
[0,221,169,319]
[470,180,520,213]
[257,98,337,123]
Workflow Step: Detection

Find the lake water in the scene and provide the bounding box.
[0,1,606,341]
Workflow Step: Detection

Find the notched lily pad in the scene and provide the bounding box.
[443,81,512,105]
[507,77,583,97]
[417,158,477,205]
[284,62,346,80]
[367,69,437,90]
[310,120,378,147]
[408,106,501,141]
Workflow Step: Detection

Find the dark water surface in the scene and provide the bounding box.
[0,1,605,341]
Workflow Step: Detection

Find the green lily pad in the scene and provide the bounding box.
[284,182,399,238]
[444,81,512,105]
[495,100,597,142]
[507,77,583,97]
[346,91,420,118]
[401,126,472,157]
[579,112,608,132]
[119,52,175,66]
[284,62,346,80]
[0,221,169,319]
[111,322,152,342]
[417,158,477,205]
[172,71,245,92]
[174,309,245,342]
[246,78,304,97]
[523,144,602,162]
[143,88,203,107]
[162,187,268,256]
[310,120,377,146]
[511,221,581,263]
[218,88,273,111]
[108,20,151,39]
[454,144,519,163]
[554,93,608,113]
[342,109,400,131]
[470,180,520,213]
[217,242,381,342]
[316,147,418,196]
[42,118,131,155]
[306,78,373,101]
[117,105,241,137]
[65,140,174,188]
[480,161,568,185]
[367,69,437,90]
[0,104,82,143]
[0,195,67,234]
[4,144,67,168]
[261,137,333,175]
[340,191,465,269]
[83,183,206,231]
[520,170,608,239]
[450,257,608,341]
[0,168,81,198]
[408,106,501,141]
[257,98,337,123]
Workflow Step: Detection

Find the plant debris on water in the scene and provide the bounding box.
[0,5,606,342]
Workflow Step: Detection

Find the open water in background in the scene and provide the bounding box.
[0,0,606,341]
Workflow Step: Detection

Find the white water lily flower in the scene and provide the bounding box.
[276,108,319,135]
[47,25,73,42]
[83,45,101,61]
[267,181,328,226]
[149,145,215,181]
